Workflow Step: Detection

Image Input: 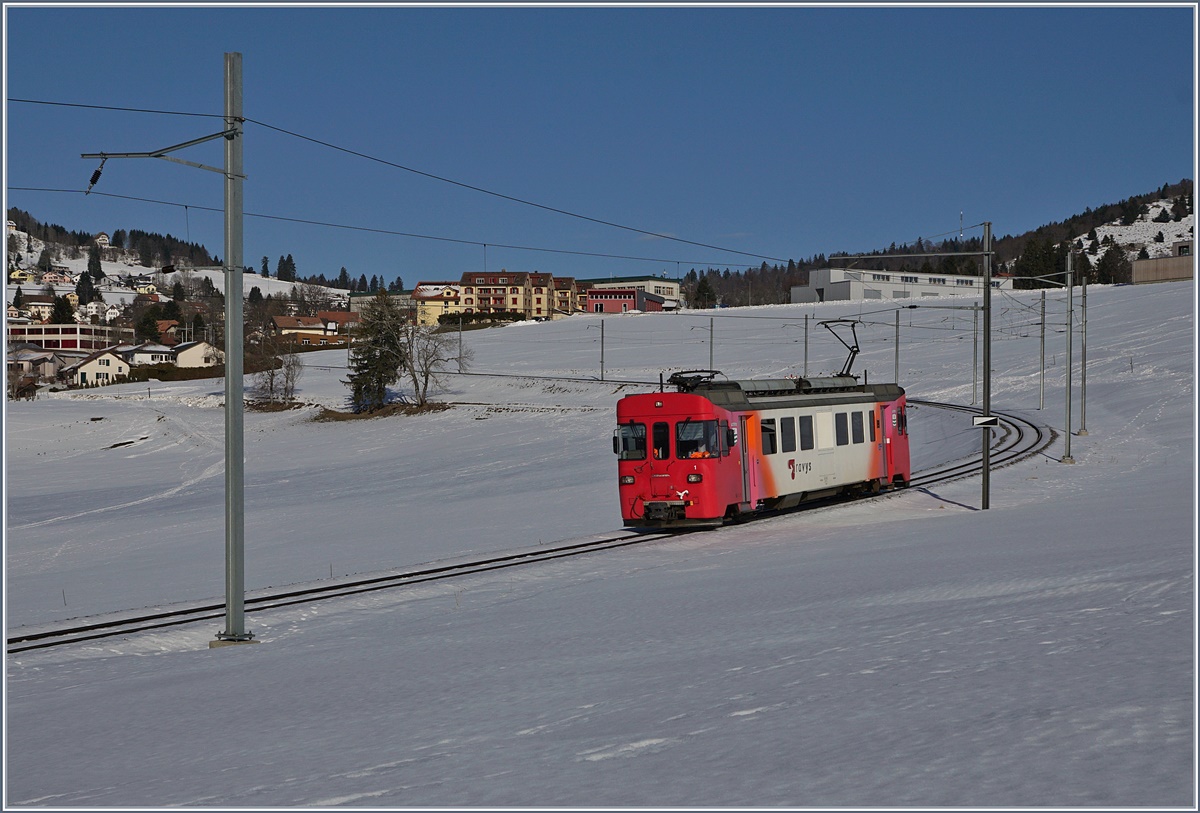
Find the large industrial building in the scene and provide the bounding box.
[790,268,1013,304]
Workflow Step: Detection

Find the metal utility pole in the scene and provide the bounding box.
[709,317,714,370]
[83,52,253,645]
[218,52,251,643]
[981,221,992,509]
[1079,275,1088,436]
[1063,254,1076,464]
[972,306,979,405]
[1039,291,1046,410]
[588,320,606,380]
[804,314,809,377]
[894,310,900,383]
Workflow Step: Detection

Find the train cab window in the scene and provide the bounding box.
[760,418,778,455]
[851,412,865,444]
[835,412,849,446]
[653,422,671,460]
[614,422,646,460]
[780,416,797,453]
[799,415,814,451]
[677,419,719,459]
[869,409,876,442]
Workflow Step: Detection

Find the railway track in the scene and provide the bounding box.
[8,400,1054,655]
[6,532,672,654]
[908,399,1056,488]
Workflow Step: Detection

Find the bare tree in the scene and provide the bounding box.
[280,350,303,401]
[252,333,301,403]
[398,325,472,406]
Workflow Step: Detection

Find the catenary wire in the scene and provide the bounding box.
[6,186,750,268]
[7,97,789,264]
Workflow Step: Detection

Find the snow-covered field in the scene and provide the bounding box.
[4,280,1195,807]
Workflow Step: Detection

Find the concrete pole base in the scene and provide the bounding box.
[209,638,261,648]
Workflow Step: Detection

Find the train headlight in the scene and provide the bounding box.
[687,473,703,483]
[619,475,635,485]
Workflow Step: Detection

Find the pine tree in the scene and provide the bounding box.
[261,256,270,278]
[49,295,75,324]
[337,267,351,289]
[87,243,103,279]
[12,286,24,308]
[75,272,98,306]
[345,288,407,412]
[135,308,162,342]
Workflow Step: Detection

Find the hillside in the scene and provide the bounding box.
[7,180,1194,308]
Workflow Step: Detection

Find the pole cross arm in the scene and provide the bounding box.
[82,128,247,178]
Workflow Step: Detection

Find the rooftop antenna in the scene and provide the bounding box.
[820,319,861,377]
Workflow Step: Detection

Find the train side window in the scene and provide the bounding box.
[653,422,670,459]
[799,415,814,450]
[869,409,876,442]
[614,422,646,459]
[761,418,777,455]
[677,419,719,459]
[835,412,849,446]
[851,412,865,444]
[780,416,797,453]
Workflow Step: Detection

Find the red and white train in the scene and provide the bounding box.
[614,371,911,528]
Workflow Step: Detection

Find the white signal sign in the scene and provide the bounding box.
[973,415,1000,428]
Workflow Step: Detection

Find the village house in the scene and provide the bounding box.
[458,270,559,321]
[7,345,66,383]
[20,295,57,322]
[62,349,129,387]
[317,310,360,335]
[44,266,74,286]
[585,287,667,314]
[156,320,180,346]
[581,275,684,310]
[270,315,345,348]
[121,342,176,366]
[174,340,223,368]
[552,276,580,317]
[6,323,133,352]
[412,283,464,325]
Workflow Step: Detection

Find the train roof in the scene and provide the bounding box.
[664,371,904,411]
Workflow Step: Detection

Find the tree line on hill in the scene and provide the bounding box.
[7,207,215,269]
[679,179,1192,304]
[255,253,404,294]
[10,178,1192,309]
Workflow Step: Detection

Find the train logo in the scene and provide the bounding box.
[614,369,911,528]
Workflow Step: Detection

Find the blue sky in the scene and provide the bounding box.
[5,4,1196,286]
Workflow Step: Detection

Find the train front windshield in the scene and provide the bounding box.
[616,419,723,460]
[676,419,720,458]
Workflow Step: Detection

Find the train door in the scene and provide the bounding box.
[815,409,835,484]
[875,406,891,483]
[880,402,901,482]
[738,415,753,506]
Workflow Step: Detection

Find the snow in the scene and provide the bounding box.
[1067,200,1194,262]
[4,279,1196,807]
